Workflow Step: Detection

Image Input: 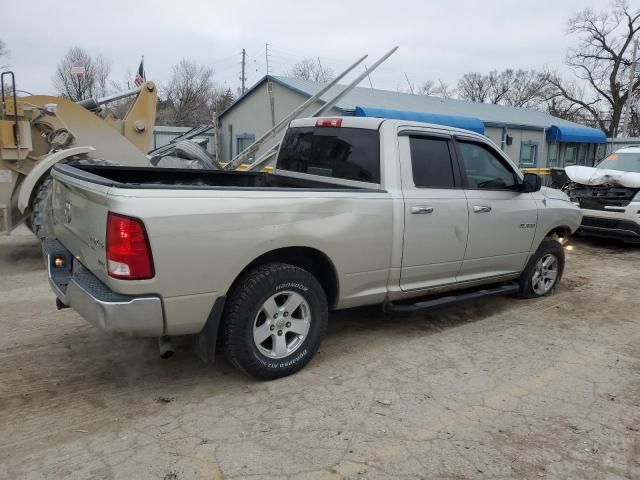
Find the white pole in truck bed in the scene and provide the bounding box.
[245,46,399,172]
[223,54,369,171]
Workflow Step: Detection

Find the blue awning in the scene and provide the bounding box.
[546,124,606,144]
[354,106,485,135]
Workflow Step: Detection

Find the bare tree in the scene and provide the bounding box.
[289,58,334,83]
[486,70,512,104]
[546,0,640,136]
[161,59,221,126]
[53,47,113,101]
[94,54,112,98]
[0,40,8,69]
[457,72,490,102]
[413,79,455,98]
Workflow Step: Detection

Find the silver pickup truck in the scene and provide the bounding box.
[44,116,582,379]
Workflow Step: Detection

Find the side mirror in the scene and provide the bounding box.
[521,173,542,192]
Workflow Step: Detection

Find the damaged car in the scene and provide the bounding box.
[564,146,640,242]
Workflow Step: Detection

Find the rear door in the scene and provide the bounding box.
[454,137,537,281]
[399,131,469,291]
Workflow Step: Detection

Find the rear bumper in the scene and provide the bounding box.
[43,239,165,336]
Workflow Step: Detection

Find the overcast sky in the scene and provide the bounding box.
[2,0,613,96]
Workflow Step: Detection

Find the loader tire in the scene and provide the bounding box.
[31,175,55,239]
[174,140,221,170]
[30,158,115,240]
[156,155,204,169]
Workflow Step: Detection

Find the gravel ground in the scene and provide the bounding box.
[0,228,639,480]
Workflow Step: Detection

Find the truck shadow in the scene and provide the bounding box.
[571,235,640,252]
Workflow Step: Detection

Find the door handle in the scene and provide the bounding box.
[411,206,434,214]
[473,205,492,213]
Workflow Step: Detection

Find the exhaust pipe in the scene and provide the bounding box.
[158,336,175,359]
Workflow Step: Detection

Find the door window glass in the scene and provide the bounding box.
[458,141,517,190]
[409,137,455,188]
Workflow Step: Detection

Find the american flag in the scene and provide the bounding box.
[134,57,145,87]
[71,62,85,75]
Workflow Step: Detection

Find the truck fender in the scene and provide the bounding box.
[16,146,95,213]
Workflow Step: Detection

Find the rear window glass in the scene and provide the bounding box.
[277,126,381,183]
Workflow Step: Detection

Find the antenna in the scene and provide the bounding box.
[364,64,373,88]
[404,72,414,94]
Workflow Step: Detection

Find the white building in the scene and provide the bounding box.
[216,75,607,168]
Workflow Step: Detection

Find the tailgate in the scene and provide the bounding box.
[51,166,112,285]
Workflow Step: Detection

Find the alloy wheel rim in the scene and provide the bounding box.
[253,290,311,359]
[531,253,559,295]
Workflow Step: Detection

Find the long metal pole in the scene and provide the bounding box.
[241,49,247,95]
[622,39,638,138]
[247,47,400,172]
[312,46,398,117]
[224,54,369,171]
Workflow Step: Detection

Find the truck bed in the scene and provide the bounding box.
[53,164,371,191]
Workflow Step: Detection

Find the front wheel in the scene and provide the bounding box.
[516,239,565,298]
[221,263,328,380]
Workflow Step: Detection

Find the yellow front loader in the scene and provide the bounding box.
[0,71,157,237]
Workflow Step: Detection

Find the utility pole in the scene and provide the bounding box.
[265,43,271,75]
[622,39,638,138]
[241,48,247,95]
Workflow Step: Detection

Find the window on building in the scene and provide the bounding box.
[409,136,455,188]
[548,143,559,167]
[458,141,517,190]
[519,141,538,167]
[564,144,578,166]
[236,133,256,162]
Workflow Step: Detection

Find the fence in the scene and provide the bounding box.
[152,126,215,156]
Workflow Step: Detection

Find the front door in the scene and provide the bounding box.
[455,138,538,282]
[399,133,469,291]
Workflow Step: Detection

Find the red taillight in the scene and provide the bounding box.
[106,212,154,280]
[315,118,342,127]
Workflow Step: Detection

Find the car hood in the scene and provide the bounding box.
[565,165,640,188]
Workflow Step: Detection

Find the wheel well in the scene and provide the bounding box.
[238,247,339,308]
[546,226,572,241]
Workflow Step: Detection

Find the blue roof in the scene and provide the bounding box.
[354,106,485,135]
[546,124,606,144]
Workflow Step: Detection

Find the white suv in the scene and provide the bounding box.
[565,146,640,242]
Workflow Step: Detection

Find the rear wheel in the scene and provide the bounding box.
[222,263,328,380]
[516,239,565,298]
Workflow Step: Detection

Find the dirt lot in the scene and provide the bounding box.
[0,228,639,480]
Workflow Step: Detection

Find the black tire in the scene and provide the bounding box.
[31,175,55,239]
[516,238,565,299]
[222,263,328,380]
[156,155,204,170]
[174,140,221,170]
[30,158,115,239]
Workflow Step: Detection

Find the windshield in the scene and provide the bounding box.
[596,152,640,173]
